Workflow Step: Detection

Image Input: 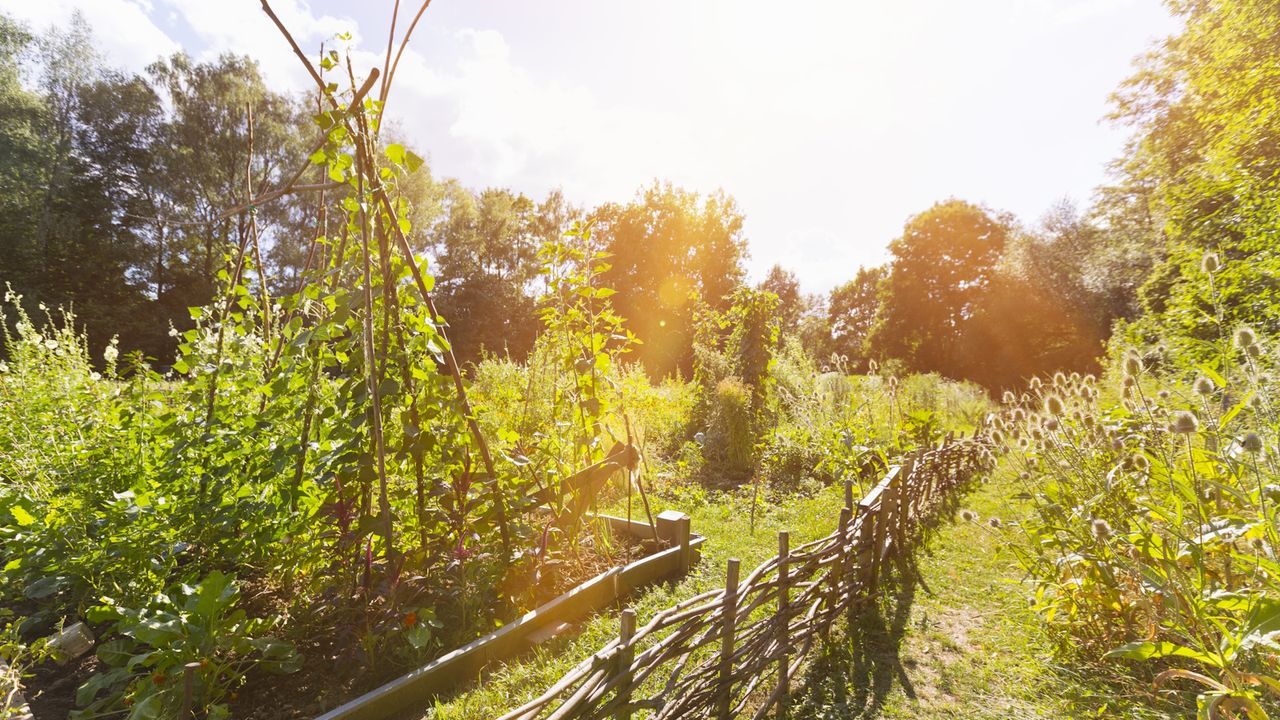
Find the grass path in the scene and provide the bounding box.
[790,468,1171,720]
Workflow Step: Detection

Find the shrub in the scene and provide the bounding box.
[706,377,754,478]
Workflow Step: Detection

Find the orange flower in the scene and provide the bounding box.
[404,611,418,628]
[151,671,166,686]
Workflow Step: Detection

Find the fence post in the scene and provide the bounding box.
[657,510,693,574]
[717,558,740,720]
[843,477,854,510]
[871,496,886,589]
[180,661,199,719]
[896,458,912,541]
[822,506,853,635]
[859,502,878,590]
[776,531,791,719]
[616,607,636,720]
[678,515,692,573]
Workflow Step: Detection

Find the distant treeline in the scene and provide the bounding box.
[8,1,1265,391]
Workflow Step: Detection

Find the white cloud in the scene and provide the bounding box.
[386,27,700,206]
[0,0,179,72]
[158,0,359,91]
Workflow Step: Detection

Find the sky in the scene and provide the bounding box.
[1,0,1179,294]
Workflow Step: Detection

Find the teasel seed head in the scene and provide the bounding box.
[1171,411,1199,434]
[1194,376,1215,396]
[1045,394,1065,416]
[1124,352,1143,377]
[1091,518,1112,541]
[1243,432,1264,454]
[1235,326,1257,349]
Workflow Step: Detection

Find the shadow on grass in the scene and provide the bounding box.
[787,468,971,720]
[787,560,923,720]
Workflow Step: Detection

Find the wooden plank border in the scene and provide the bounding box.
[314,513,704,720]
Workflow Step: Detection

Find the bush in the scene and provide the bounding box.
[705,377,754,478]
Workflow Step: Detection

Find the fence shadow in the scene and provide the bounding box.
[786,476,966,720]
[786,560,921,720]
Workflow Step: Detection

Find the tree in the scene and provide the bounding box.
[591,182,748,377]
[0,13,161,357]
[869,200,1008,379]
[827,265,885,371]
[1108,0,1280,355]
[144,53,308,339]
[427,185,574,365]
[0,14,46,312]
[758,265,802,337]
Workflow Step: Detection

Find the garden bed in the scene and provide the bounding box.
[14,512,700,720]
[310,511,702,720]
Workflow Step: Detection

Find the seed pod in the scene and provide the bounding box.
[1171,411,1199,434]
[1235,326,1257,349]
[1194,376,1215,396]
[1242,432,1264,454]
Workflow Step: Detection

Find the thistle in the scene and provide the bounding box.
[1091,518,1112,541]
[1193,376,1215,396]
[1044,394,1065,416]
[1242,432,1264,454]
[1171,411,1199,434]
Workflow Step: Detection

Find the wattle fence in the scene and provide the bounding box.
[496,433,992,720]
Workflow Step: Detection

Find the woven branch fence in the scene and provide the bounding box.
[496,433,991,720]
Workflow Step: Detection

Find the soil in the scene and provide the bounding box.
[230,532,653,720]
[24,653,99,719]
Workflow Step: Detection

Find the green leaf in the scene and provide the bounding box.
[1105,641,1222,668]
[404,150,424,173]
[406,623,433,649]
[24,576,65,600]
[385,143,406,166]
[9,504,35,526]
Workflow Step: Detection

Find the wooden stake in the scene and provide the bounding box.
[616,608,636,720]
[776,531,791,719]
[180,662,200,718]
[717,558,740,720]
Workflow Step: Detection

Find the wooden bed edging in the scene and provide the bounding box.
[313,512,704,720]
